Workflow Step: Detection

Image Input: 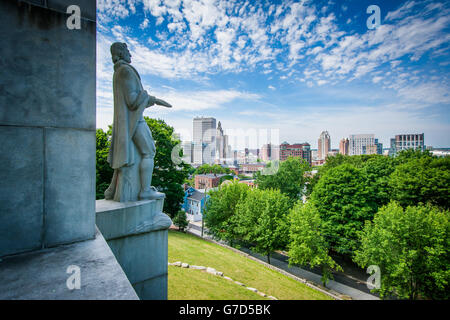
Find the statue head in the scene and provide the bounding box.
[110,42,132,64]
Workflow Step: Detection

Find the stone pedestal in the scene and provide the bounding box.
[95,198,172,300]
[0,228,138,300]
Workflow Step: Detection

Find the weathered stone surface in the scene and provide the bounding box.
[0,228,138,300]
[44,128,96,246]
[96,200,171,300]
[258,292,268,297]
[206,267,217,274]
[96,199,170,239]
[0,126,44,256]
[0,0,97,257]
[133,274,167,300]
[190,265,206,270]
[106,230,168,285]
[47,0,96,21]
[0,1,96,130]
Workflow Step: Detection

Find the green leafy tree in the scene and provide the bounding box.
[255,157,310,206]
[144,117,192,218]
[96,128,113,199]
[204,182,250,245]
[355,202,449,299]
[173,210,188,232]
[308,154,383,195]
[389,156,450,209]
[310,163,375,254]
[395,148,433,164]
[288,201,342,286]
[194,164,231,175]
[362,155,397,209]
[235,188,291,264]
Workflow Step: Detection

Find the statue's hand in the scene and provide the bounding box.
[154,98,172,108]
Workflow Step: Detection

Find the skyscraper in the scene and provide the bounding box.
[318,131,331,160]
[392,134,425,156]
[349,134,375,155]
[215,121,230,163]
[193,117,216,165]
[339,138,349,155]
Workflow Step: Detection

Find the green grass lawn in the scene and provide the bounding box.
[168,230,332,300]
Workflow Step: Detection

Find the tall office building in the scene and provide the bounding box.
[339,138,349,155]
[193,117,216,165]
[392,134,425,155]
[349,134,375,155]
[215,121,230,163]
[182,141,194,164]
[318,131,331,160]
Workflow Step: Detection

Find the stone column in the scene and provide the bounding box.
[0,0,97,257]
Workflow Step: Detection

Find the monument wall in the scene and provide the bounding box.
[0,0,96,257]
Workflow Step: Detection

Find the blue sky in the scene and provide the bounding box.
[96,0,450,149]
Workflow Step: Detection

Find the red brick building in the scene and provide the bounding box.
[194,174,223,189]
[279,142,311,165]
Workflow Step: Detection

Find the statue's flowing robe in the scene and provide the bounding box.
[108,60,153,169]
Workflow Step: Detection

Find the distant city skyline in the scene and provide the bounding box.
[96,0,450,148]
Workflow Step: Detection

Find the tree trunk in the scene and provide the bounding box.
[267,253,271,265]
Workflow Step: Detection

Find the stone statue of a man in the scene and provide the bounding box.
[104,42,172,202]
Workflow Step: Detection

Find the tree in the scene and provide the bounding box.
[389,156,450,209]
[194,164,231,175]
[255,157,310,206]
[288,201,342,286]
[96,128,113,199]
[355,202,449,299]
[310,163,375,254]
[204,182,250,245]
[235,188,291,264]
[144,117,192,218]
[362,155,397,209]
[173,210,188,232]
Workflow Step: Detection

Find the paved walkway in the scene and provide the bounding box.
[186,222,379,300]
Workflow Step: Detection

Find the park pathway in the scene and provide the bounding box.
[186,222,379,300]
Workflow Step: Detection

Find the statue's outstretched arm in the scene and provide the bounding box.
[147,96,172,108]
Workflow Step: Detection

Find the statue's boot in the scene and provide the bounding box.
[104,170,117,200]
[139,186,165,200]
[138,156,165,200]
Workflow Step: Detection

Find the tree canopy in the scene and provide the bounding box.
[310,163,376,254]
[288,201,342,285]
[254,157,310,206]
[235,188,291,264]
[144,117,192,218]
[204,182,250,245]
[389,156,450,210]
[355,202,449,300]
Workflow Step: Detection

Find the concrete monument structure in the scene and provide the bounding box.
[0,0,137,300]
[95,42,173,300]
